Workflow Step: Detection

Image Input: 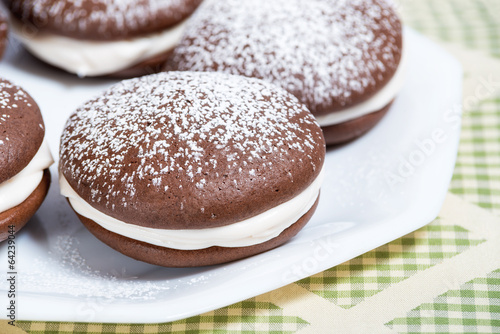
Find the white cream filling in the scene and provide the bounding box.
[60,168,324,250]
[12,19,188,77]
[315,42,408,127]
[0,139,54,213]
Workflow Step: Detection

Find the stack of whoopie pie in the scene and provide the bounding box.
[4,0,203,77]
[0,79,53,241]
[1,0,405,268]
[59,72,326,267]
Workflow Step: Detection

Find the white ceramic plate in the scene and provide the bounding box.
[0,28,462,323]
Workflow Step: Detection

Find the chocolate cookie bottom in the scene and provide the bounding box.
[0,169,51,241]
[322,101,394,146]
[73,196,320,267]
[110,49,174,78]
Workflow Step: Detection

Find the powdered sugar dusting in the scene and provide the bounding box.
[0,80,34,144]
[20,235,172,300]
[60,72,323,212]
[167,0,402,114]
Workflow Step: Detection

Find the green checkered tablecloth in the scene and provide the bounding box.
[2,0,500,333]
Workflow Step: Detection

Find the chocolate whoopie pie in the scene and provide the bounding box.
[59,71,326,267]
[0,79,53,241]
[166,0,405,145]
[4,0,202,77]
[0,10,7,59]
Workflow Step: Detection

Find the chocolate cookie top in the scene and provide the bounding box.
[0,10,7,59]
[0,79,45,184]
[166,0,403,116]
[60,72,325,230]
[5,0,202,40]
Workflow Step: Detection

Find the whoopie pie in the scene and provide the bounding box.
[0,79,53,241]
[59,71,326,267]
[166,0,405,145]
[5,0,203,77]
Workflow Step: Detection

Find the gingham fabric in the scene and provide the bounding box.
[403,0,500,216]
[11,301,309,334]
[401,0,500,58]
[297,224,486,309]
[386,269,500,333]
[8,0,500,333]
[452,96,500,215]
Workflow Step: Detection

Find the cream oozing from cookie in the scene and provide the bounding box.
[315,40,408,127]
[59,72,325,249]
[60,168,323,250]
[12,19,187,77]
[0,139,54,212]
